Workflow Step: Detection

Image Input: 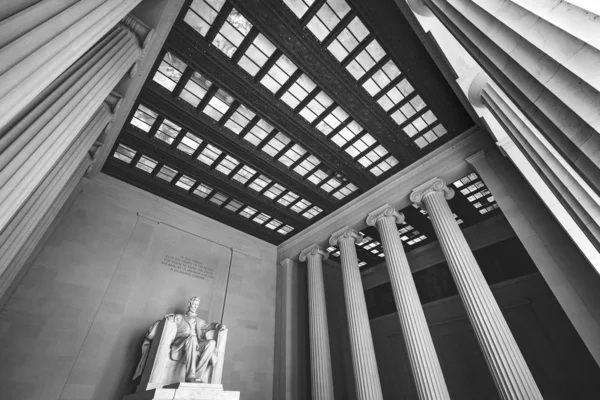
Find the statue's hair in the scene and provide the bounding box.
[188,296,200,305]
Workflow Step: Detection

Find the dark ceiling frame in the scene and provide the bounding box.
[119,123,313,230]
[139,83,340,213]
[103,160,286,244]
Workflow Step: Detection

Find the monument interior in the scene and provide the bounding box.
[1,0,600,399]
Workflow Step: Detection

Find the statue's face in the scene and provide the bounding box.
[189,299,200,313]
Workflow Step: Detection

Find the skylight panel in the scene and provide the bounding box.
[215,155,239,175]
[293,154,320,176]
[113,144,136,164]
[280,74,316,109]
[136,155,158,173]
[184,0,226,37]
[155,119,181,144]
[277,225,294,235]
[194,183,213,198]
[239,206,258,218]
[264,183,286,199]
[327,16,369,62]
[238,33,276,76]
[307,169,328,185]
[177,133,203,155]
[248,174,272,192]
[344,132,376,158]
[260,55,298,93]
[363,60,401,96]
[345,40,385,79]
[262,133,291,158]
[321,176,342,193]
[332,182,357,200]
[378,78,413,112]
[153,52,187,91]
[303,206,322,219]
[290,199,311,213]
[307,0,351,42]
[283,0,315,18]
[414,124,447,149]
[245,119,273,146]
[331,120,363,147]
[358,261,367,267]
[316,106,349,135]
[224,104,256,134]
[197,144,222,166]
[180,71,212,107]
[298,90,333,122]
[209,192,228,206]
[358,145,388,168]
[253,212,271,224]
[224,199,244,212]
[232,165,257,184]
[370,155,398,176]
[156,165,177,182]
[213,9,253,58]
[279,144,306,167]
[130,105,157,132]
[453,173,499,215]
[277,192,299,207]
[175,175,196,190]
[202,88,234,121]
[265,219,282,230]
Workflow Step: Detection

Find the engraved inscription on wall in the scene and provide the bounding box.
[161,255,214,280]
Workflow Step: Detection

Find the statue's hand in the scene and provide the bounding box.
[164,314,176,322]
[218,324,226,331]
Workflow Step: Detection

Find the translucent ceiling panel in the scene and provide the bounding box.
[213,9,252,58]
[283,0,315,18]
[202,88,234,121]
[260,54,298,94]
[345,40,385,80]
[280,74,316,109]
[180,71,212,107]
[130,105,157,132]
[153,52,187,92]
[307,0,351,41]
[238,33,276,77]
[327,16,369,61]
[184,0,226,37]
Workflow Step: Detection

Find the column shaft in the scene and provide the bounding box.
[423,0,600,196]
[411,180,542,400]
[300,245,335,400]
[479,83,600,252]
[0,0,143,130]
[367,206,450,400]
[331,228,383,400]
[0,23,141,235]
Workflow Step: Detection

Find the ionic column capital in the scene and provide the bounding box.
[299,244,330,262]
[366,204,405,227]
[410,178,455,206]
[329,226,363,246]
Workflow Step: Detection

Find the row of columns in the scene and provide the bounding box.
[300,178,542,400]
[0,5,154,301]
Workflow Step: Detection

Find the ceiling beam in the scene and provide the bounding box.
[139,83,338,213]
[227,0,419,165]
[119,125,312,230]
[166,28,377,190]
[103,161,286,244]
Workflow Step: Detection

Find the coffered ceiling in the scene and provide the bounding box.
[103,0,476,250]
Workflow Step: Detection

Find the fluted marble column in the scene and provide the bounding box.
[411,178,542,400]
[330,227,383,400]
[412,0,600,197]
[299,245,335,400]
[366,205,450,400]
[0,0,145,131]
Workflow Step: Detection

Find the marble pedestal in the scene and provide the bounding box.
[123,383,240,400]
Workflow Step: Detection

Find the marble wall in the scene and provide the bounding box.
[0,174,277,400]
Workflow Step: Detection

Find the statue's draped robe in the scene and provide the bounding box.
[170,314,218,381]
[132,314,218,381]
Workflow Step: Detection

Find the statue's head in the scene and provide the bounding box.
[187,297,200,313]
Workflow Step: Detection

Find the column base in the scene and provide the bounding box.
[123,383,240,400]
